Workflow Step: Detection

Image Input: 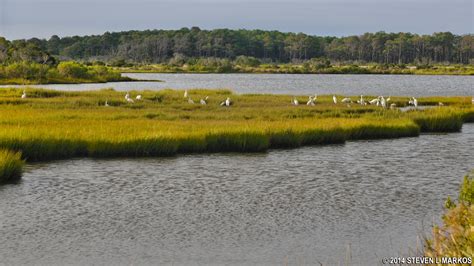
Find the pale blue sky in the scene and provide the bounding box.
[0,0,472,40]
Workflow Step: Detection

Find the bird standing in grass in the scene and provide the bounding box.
[380,96,386,108]
[292,97,299,106]
[413,97,418,108]
[21,90,27,99]
[341,97,352,103]
[105,100,110,107]
[357,95,365,105]
[136,95,142,100]
[306,96,315,106]
[184,90,188,98]
[333,95,337,104]
[220,97,231,107]
[369,98,379,105]
[125,92,134,103]
[200,96,209,105]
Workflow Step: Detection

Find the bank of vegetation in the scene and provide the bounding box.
[0,61,133,84]
[0,29,473,83]
[0,88,472,179]
[117,61,474,75]
[424,172,474,260]
[0,149,24,184]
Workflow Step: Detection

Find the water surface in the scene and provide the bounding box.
[1,124,473,265]
[2,73,473,96]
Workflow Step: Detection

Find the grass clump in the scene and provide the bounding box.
[425,172,474,259]
[0,149,25,183]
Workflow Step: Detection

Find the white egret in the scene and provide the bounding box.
[105,100,110,107]
[220,97,231,107]
[438,102,444,106]
[357,95,365,105]
[21,90,27,99]
[126,98,134,103]
[184,90,188,98]
[369,98,379,105]
[390,103,397,109]
[341,97,352,103]
[136,95,142,100]
[306,96,315,106]
[125,92,130,100]
[380,96,386,108]
[333,95,337,104]
[200,96,209,105]
[292,97,299,106]
[413,97,418,108]
[408,98,414,106]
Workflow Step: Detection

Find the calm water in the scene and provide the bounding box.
[1,124,473,265]
[2,73,473,96]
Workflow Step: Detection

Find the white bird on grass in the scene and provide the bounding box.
[200,96,209,105]
[390,103,397,109]
[126,97,134,103]
[369,98,379,105]
[21,90,27,99]
[438,102,444,106]
[341,97,352,103]
[136,95,142,100]
[105,100,110,107]
[357,95,366,105]
[292,97,299,106]
[184,90,188,98]
[125,92,130,100]
[380,96,386,108]
[306,96,315,106]
[220,97,232,107]
[413,97,418,108]
[333,95,337,104]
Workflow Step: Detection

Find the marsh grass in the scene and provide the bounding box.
[0,88,471,162]
[424,172,474,259]
[0,149,24,183]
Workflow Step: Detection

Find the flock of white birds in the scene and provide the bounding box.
[18,90,474,108]
[293,94,419,109]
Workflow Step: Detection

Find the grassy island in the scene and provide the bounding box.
[0,88,472,180]
[0,62,136,85]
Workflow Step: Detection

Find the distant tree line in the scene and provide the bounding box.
[1,28,473,65]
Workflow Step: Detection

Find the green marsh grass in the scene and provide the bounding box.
[0,149,24,183]
[0,88,471,162]
[425,172,474,259]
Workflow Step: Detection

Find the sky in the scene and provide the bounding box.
[0,0,472,40]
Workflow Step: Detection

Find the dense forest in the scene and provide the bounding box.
[1,28,473,66]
